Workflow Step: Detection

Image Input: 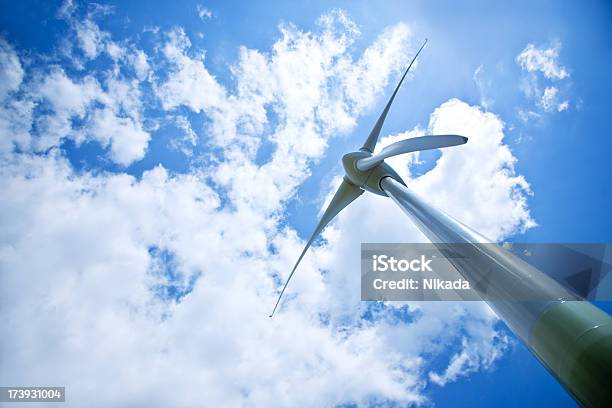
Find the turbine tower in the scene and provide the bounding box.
[270,39,612,407]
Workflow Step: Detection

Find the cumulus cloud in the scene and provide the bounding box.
[0,7,532,407]
[87,107,151,165]
[417,100,535,237]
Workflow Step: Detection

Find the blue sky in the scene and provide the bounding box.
[1,0,611,406]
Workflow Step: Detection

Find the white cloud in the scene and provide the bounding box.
[105,41,125,61]
[532,86,569,113]
[32,69,102,150]
[169,115,198,155]
[38,69,101,115]
[131,49,150,81]
[57,0,75,20]
[540,86,558,111]
[0,38,24,101]
[197,4,213,20]
[517,108,540,124]
[75,18,108,59]
[0,153,427,406]
[157,10,411,215]
[557,100,569,112]
[58,0,119,64]
[413,99,536,239]
[156,28,226,114]
[515,41,572,119]
[0,38,32,153]
[0,99,33,153]
[516,41,568,80]
[28,68,151,165]
[0,9,532,407]
[341,21,411,116]
[87,107,151,165]
[429,331,510,386]
[473,65,493,110]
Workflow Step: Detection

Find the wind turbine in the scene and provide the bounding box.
[269,39,612,407]
[270,39,468,316]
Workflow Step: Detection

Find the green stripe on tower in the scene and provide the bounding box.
[529,301,612,407]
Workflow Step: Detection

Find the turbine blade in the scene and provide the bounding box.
[356,134,468,171]
[361,39,428,153]
[270,179,363,317]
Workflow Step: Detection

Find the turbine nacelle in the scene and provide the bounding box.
[342,150,405,196]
